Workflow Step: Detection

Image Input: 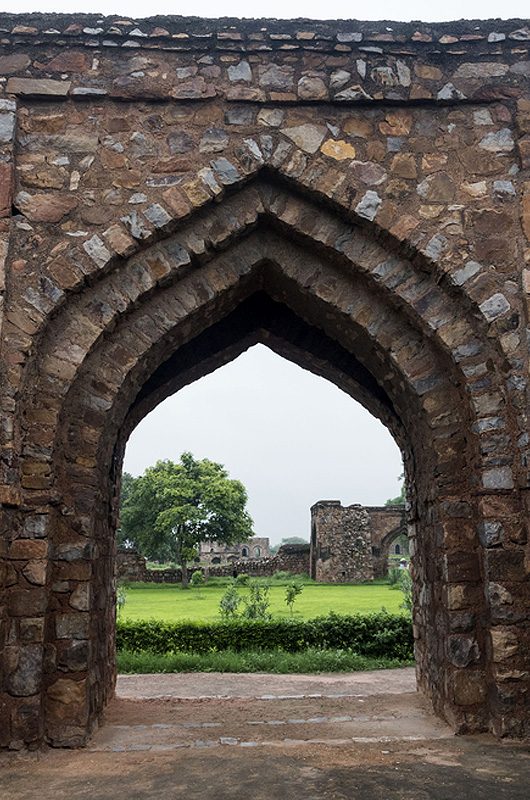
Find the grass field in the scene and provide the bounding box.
[117,648,413,674]
[120,581,404,623]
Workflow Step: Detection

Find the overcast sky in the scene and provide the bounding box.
[15,0,526,543]
[125,346,403,544]
[7,0,530,21]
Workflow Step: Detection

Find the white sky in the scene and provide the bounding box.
[13,1,525,542]
[5,1,530,21]
[125,346,403,544]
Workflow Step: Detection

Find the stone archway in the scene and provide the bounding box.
[1,13,529,750]
[3,175,523,747]
[376,517,409,576]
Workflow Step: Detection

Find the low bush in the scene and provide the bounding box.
[387,567,401,586]
[116,611,413,661]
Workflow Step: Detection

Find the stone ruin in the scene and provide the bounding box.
[0,12,529,748]
[310,501,406,582]
[199,536,271,564]
[116,503,405,584]
[117,541,310,582]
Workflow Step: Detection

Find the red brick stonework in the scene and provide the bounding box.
[0,13,529,748]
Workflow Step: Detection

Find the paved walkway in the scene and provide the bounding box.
[2,669,529,799]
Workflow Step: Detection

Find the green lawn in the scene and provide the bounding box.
[120,581,404,623]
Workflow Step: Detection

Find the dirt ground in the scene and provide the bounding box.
[2,669,529,800]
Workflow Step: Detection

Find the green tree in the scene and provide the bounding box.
[241,580,271,620]
[120,453,253,586]
[284,581,304,615]
[270,536,309,555]
[116,471,136,549]
[385,473,406,506]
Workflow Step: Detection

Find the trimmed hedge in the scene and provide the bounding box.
[116,612,413,661]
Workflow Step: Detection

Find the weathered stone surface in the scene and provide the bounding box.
[199,127,229,152]
[355,190,382,220]
[491,628,519,662]
[46,678,87,724]
[228,61,252,82]
[479,128,514,152]
[454,62,509,78]
[0,111,15,144]
[40,51,90,73]
[15,191,77,222]
[258,63,294,91]
[5,644,43,696]
[0,163,14,217]
[351,161,387,185]
[320,139,356,160]
[297,75,328,100]
[8,589,47,616]
[281,124,327,154]
[416,173,455,202]
[167,130,194,154]
[453,671,487,706]
[0,53,31,73]
[8,539,47,559]
[55,613,90,640]
[6,77,71,96]
[21,560,47,585]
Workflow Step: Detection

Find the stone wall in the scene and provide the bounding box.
[116,543,310,583]
[366,505,407,578]
[310,502,407,581]
[310,502,374,583]
[1,13,529,747]
[116,549,147,581]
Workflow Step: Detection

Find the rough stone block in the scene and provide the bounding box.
[6,77,71,96]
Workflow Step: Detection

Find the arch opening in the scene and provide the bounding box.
[8,177,526,746]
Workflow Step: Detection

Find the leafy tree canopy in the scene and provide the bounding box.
[270,536,308,555]
[119,453,253,584]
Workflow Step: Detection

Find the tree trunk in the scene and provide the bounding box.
[176,526,189,587]
[181,555,188,587]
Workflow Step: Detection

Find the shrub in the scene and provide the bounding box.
[219,583,241,619]
[190,570,204,588]
[241,580,271,621]
[387,567,401,586]
[116,611,413,661]
[116,586,127,619]
[235,573,249,586]
[272,570,292,580]
[399,569,413,613]
[284,581,304,614]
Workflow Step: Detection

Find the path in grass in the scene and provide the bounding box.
[121,581,404,623]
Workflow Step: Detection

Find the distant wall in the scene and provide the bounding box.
[116,542,310,583]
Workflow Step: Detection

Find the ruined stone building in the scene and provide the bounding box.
[310,501,406,581]
[0,13,529,748]
[199,536,270,564]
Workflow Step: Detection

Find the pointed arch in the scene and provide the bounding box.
[8,176,527,746]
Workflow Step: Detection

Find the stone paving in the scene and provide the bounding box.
[2,670,529,799]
